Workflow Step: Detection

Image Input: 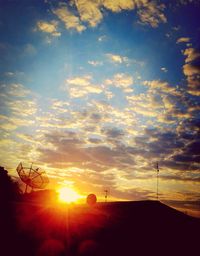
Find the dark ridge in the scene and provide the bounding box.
[0,200,199,256]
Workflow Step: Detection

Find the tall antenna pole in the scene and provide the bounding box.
[104,189,108,202]
[156,162,159,201]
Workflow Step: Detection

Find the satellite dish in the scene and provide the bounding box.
[16,162,49,193]
[86,194,97,206]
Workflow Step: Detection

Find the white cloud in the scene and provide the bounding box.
[137,1,167,28]
[161,67,168,73]
[106,53,129,64]
[50,0,166,34]
[88,60,103,66]
[98,35,107,42]
[176,37,190,44]
[105,73,133,92]
[53,3,86,32]
[64,75,102,98]
[126,93,163,117]
[74,0,103,27]
[36,20,61,36]
[7,99,37,117]
[102,0,136,12]
[183,48,200,63]
[182,47,200,96]
[183,63,200,76]
[0,83,30,97]
[143,80,181,96]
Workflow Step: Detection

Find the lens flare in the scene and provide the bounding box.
[58,187,80,203]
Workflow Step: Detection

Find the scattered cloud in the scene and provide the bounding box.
[0,83,30,97]
[137,1,167,27]
[105,73,133,92]
[88,60,103,66]
[182,47,200,96]
[143,80,181,96]
[74,0,103,27]
[53,3,86,32]
[36,20,61,36]
[49,0,167,34]
[126,93,163,117]
[176,37,190,43]
[106,53,129,64]
[183,48,200,63]
[103,0,167,28]
[64,75,102,98]
[98,35,107,42]
[102,0,136,12]
[161,67,168,72]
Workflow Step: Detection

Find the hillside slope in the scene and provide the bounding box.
[1,200,199,256]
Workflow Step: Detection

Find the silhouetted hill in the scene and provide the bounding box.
[0,200,199,256]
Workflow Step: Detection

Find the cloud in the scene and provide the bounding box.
[74,0,103,27]
[102,0,167,28]
[143,80,181,96]
[51,99,69,113]
[105,73,133,92]
[64,75,102,98]
[36,20,61,36]
[102,0,136,12]
[127,93,163,117]
[34,118,200,199]
[161,93,194,120]
[127,82,192,123]
[50,0,166,33]
[101,127,124,139]
[182,47,200,96]
[137,1,167,27]
[183,48,200,63]
[106,53,129,64]
[98,35,107,42]
[37,128,133,173]
[143,80,169,89]
[0,84,37,121]
[176,37,190,43]
[88,60,103,66]
[183,63,200,76]
[53,3,86,32]
[7,91,196,202]
[4,71,25,78]
[0,83,30,97]
[7,99,37,117]
[23,44,37,56]
[0,83,38,138]
[161,67,168,72]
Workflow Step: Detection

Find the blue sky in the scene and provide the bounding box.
[0,0,200,216]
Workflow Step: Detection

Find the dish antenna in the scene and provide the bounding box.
[16,162,49,193]
[86,194,97,206]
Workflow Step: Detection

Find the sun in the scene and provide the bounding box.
[58,187,81,203]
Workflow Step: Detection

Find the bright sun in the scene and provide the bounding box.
[58,187,81,203]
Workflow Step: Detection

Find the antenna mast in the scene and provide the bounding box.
[156,162,159,201]
[104,189,108,202]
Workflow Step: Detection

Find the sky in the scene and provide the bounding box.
[0,0,200,216]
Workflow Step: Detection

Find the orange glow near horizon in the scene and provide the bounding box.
[58,187,81,203]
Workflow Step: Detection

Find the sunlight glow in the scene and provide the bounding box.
[58,187,81,203]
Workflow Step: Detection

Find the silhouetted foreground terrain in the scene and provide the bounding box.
[1,200,199,256]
